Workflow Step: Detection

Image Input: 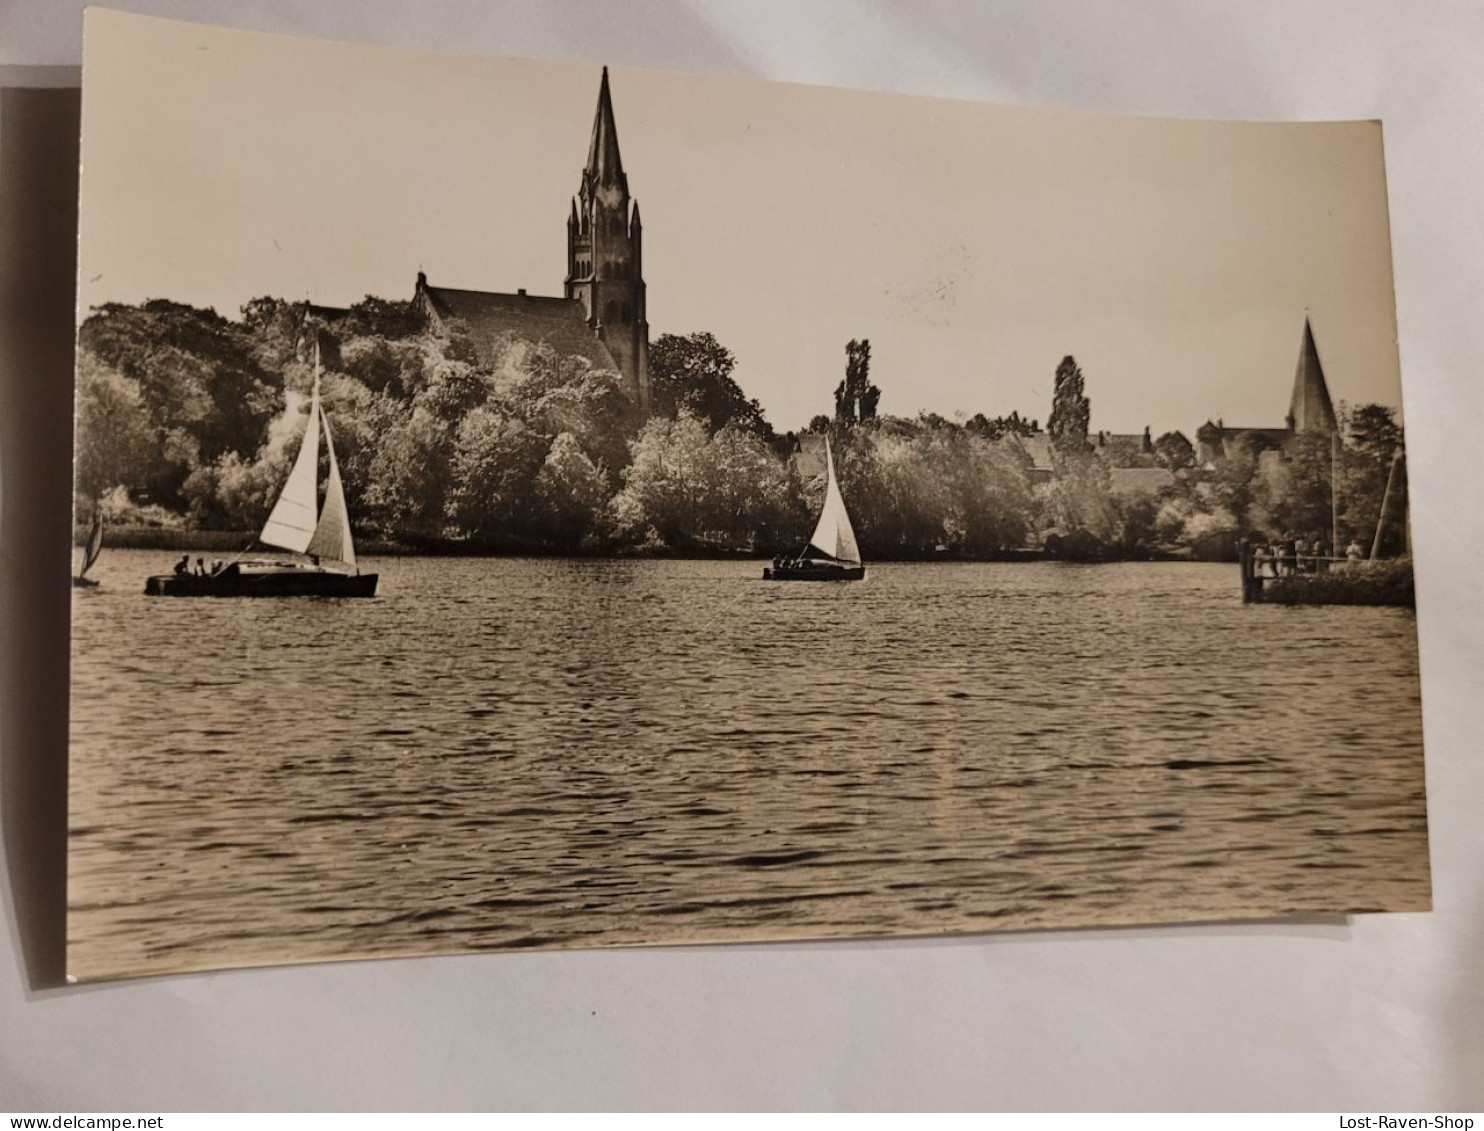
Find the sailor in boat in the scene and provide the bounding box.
[143,342,379,598]
[764,436,866,582]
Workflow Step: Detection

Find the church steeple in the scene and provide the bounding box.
[584,67,627,195]
[566,65,649,412]
[1286,316,1337,434]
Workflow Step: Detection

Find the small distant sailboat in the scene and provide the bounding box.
[765,436,866,581]
[145,345,378,598]
[73,509,103,589]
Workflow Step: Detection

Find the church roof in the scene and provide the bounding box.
[1015,432,1053,471]
[1288,317,1337,433]
[419,281,619,374]
[1219,425,1290,443]
[585,66,627,193]
[1110,467,1176,496]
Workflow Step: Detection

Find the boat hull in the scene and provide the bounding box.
[145,568,378,598]
[763,564,865,582]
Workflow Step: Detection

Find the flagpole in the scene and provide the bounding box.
[1330,431,1340,558]
[1370,449,1402,561]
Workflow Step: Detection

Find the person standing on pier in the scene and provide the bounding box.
[1280,536,1298,576]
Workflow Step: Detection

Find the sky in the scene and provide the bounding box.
[78,10,1403,436]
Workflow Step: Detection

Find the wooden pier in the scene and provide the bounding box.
[1238,541,1350,604]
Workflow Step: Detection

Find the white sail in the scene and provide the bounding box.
[805,437,862,565]
[305,408,356,568]
[79,511,104,578]
[259,378,322,554]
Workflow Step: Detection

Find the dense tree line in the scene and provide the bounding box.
[74,300,1407,560]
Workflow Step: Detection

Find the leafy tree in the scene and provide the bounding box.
[610,413,715,547]
[1264,431,1335,540]
[706,424,807,546]
[340,337,406,395]
[1108,494,1161,556]
[833,338,879,424]
[73,353,158,501]
[240,296,312,375]
[649,332,772,438]
[941,428,1035,553]
[1207,431,1262,531]
[1047,355,1091,459]
[532,368,644,478]
[611,413,804,550]
[1346,403,1403,462]
[417,360,489,422]
[834,425,947,554]
[445,407,548,540]
[1043,355,1112,539]
[79,301,282,503]
[1338,404,1407,556]
[831,418,1033,556]
[363,409,455,537]
[535,433,610,549]
[966,411,1035,440]
[1153,430,1195,470]
[340,296,424,340]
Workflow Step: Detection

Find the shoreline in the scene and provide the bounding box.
[80,524,1199,563]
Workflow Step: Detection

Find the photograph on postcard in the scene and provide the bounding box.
[67,11,1427,980]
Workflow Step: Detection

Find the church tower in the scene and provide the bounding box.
[1286,317,1337,434]
[566,67,650,412]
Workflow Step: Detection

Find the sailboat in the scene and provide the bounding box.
[144,347,378,598]
[73,509,103,589]
[764,436,866,581]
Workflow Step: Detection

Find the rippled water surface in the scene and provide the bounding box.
[68,553,1430,978]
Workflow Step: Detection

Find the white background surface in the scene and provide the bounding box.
[2,1,1481,1111]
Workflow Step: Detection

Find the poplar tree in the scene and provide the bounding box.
[833,338,880,424]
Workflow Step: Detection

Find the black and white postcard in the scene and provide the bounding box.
[67,11,1428,980]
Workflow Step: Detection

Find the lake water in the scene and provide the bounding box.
[67,553,1430,979]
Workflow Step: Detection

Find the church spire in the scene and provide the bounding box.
[585,66,627,193]
[566,66,649,414]
[1287,316,1337,434]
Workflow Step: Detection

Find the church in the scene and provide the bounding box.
[1193,317,1337,466]
[412,67,651,412]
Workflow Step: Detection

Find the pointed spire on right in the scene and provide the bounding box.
[585,65,627,191]
[1287,316,1338,435]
